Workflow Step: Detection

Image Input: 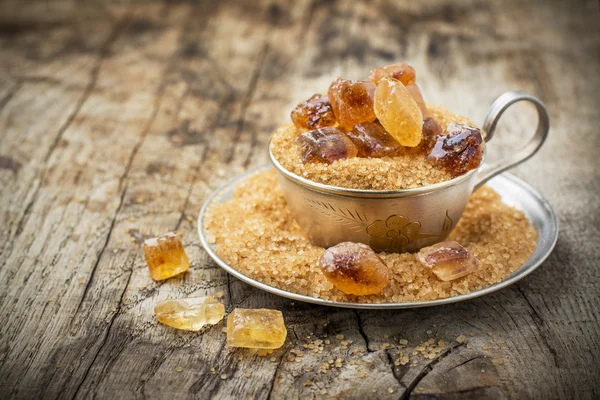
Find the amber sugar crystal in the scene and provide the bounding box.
[290,94,337,130]
[417,241,481,281]
[296,126,358,164]
[154,296,225,331]
[272,103,472,190]
[405,84,430,118]
[143,232,190,281]
[369,63,416,86]
[327,77,376,130]
[347,121,404,158]
[374,77,423,147]
[226,308,287,349]
[428,122,484,176]
[410,117,442,155]
[319,242,389,295]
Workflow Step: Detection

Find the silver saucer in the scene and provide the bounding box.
[198,166,558,310]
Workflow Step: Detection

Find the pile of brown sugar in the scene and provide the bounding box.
[270,104,476,190]
[204,169,537,303]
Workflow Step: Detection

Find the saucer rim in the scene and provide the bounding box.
[197,165,559,310]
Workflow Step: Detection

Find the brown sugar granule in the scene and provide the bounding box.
[270,104,475,190]
[204,169,537,304]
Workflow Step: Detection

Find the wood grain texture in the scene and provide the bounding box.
[0,0,598,399]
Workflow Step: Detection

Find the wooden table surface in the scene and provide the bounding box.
[1,0,599,399]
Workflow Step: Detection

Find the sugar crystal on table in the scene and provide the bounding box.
[291,94,337,130]
[374,77,423,147]
[296,126,358,164]
[369,63,416,86]
[143,232,190,281]
[417,241,481,281]
[226,308,287,349]
[347,121,404,158]
[327,77,376,130]
[154,296,225,331]
[319,242,389,295]
[427,122,484,176]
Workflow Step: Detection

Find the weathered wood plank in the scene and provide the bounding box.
[0,0,599,399]
[0,4,192,398]
[71,2,320,399]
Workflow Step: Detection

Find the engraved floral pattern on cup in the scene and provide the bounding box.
[367,212,452,252]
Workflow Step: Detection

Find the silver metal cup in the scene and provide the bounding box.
[269,91,550,253]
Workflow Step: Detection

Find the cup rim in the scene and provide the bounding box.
[268,138,482,199]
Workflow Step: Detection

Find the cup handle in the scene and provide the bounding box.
[474,91,550,190]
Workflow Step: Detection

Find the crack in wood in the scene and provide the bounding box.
[516,285,560,368]
[225,273,233,309]
[71,264,134,400]
[445,354,484,372]
[188,337,229,396]
[174,112,208,231]
[241,43,270,169]
[0,81,21,113]
[289,326,300,341]
[10,15,129,246]
[399,342,465,399]
[353,310,372,352]
[227,42,270,164]
[74,184,129,315]
[134,346,177,398]
[385,350,409,391]
[227,288,260,313]
[117,52,172,192]
[266,349,287,400]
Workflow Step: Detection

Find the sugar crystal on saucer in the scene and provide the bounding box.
[417,241,481,281]
[319,242,389,295]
